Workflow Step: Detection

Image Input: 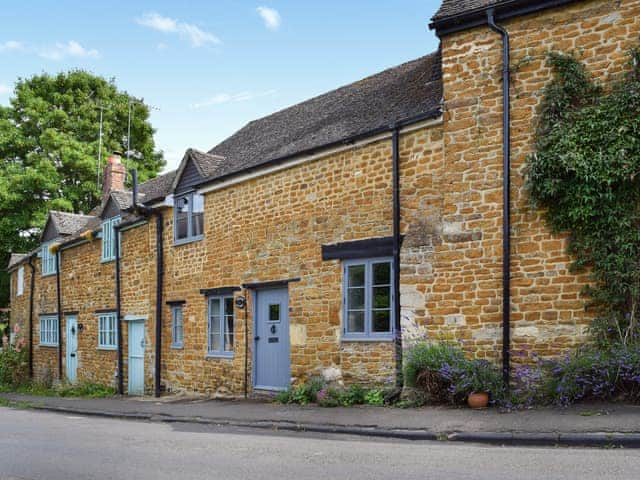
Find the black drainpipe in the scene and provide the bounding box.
[154,211,163,398]
[55,250,63,381]
[392,126,403,388]
[114,225,124,395]
[27,257,35,378]
[487,9,511,389]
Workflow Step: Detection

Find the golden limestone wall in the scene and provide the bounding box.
[159,125,444,395]
[430,0,640,361]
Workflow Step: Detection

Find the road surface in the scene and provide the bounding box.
[0,407,638,480]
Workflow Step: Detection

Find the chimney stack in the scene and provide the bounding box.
[102,151,126,198]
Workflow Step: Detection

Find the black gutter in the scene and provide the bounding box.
[55,250,63,381]
[392,126,403,389]
[27,257,35,378]
[154,211,163,398]
[487,9,512,389]
[114,225,123,395]
[192,109,442,192]
[429,0,578,36]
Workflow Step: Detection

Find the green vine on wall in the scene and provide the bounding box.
[527,48,640,347]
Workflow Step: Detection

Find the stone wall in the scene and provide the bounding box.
[430,0,640,360]
[159,124,443,395]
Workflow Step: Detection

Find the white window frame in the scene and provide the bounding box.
[174,191,204,245]
[101,216,121,262]
[207,296,234,357]
[41,242,57,276]
[342,257,394,341]
[98,312,118,350]
[17,266,24,296]
[171,305,184,348]
[39,315,59,346]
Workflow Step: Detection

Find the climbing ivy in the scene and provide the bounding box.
[527,49,640,347]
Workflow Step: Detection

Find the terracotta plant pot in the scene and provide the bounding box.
[467,392,490,409]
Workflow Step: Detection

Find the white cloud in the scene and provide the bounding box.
[256,6,281,31]
[0,83,10,95]
[157,43,168,51]
[38,41,100,60]
[0,40,23,52]
[190,89,277,109]
[136,13,221,47]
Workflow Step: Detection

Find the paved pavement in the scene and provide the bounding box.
[1,408,639,480]
[2,393,640,446]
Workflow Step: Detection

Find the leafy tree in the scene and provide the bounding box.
[527,49,640,347]
[0,70,165,306]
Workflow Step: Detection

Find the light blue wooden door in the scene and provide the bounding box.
[254,288,290,390]
[127,321,145,395]
[65,315,78,384]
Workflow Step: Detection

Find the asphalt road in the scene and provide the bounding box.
[1,408,639,480]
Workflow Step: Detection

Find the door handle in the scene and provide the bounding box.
[255,336,260,341]
[70,353,76,358]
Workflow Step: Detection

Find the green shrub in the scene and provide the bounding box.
[0,325,29,388]
[544,345,640,405]
[364,388,385,406]
[404,342,503,405]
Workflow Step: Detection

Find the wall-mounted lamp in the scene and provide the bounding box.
[235,296,246,309]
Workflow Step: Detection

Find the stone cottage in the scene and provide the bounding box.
[7,0,640,396]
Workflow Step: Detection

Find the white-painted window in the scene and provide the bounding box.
[101,216,121,262]
[39,315,59,346]
[98,312,118,349]
[207,296,234,357]
[171,305,184,348]
[17,266,24,296]
[41,242,57,276]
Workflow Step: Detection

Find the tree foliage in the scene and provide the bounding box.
[0,70,165,305]
[527,49,640,346]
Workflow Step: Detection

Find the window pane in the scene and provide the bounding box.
[224,297,234,351]
[191,194,204,237]
[373,286,390,309]
[269,303,280,322]
[347,311,365,333]
[373,262,391,285]
[347,265,365,287]
[347,287,365,310]
[209,298,221,352]
[372,310,391,333]
[176,197,189,239]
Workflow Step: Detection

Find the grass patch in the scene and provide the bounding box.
[0,381,116,399]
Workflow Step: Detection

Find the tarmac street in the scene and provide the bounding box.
[1,407,639,480]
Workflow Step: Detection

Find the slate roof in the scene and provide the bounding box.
[17,50,445,261]
[207,50,442,181]
[138,170,177,204]
[49,211,96,236]
[433,0,504,20]
[7,253,27,271]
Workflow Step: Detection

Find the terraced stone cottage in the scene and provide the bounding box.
[7,0,640,395]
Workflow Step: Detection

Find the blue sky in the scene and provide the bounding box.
[0,1,442,172]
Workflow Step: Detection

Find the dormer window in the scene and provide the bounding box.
[101,216,121,262]
[174,192,204,244]
[41,242,57,276]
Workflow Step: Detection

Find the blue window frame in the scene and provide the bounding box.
[98,312,118,349]
[174,192,204,245]
[39,315,59,346]
[342,257,394,341]
[41,242,57,276]
[207,296,234,357]
[101,216,121,262]
[171,305,184,348]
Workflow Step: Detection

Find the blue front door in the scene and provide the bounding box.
[127,321,145,395]
[254,288,290,390]
[65,315,78,384]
